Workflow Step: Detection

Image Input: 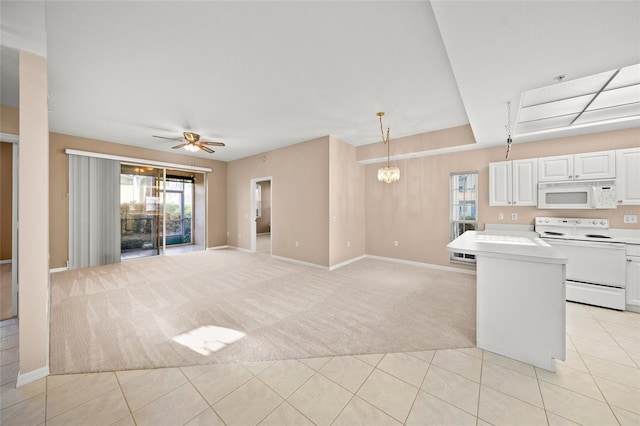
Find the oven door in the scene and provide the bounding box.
[545,239,626,287]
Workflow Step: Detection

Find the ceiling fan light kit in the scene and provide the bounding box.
[153,131,225,154]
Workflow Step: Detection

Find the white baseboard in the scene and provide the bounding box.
[50,266,69,274]
[329,255,367,271]
[0,259,12,265]
[365,255,477,275]
[16,365,50,387]
[206,245,229,250]
[227,245,252,253]
[271,255,328,270]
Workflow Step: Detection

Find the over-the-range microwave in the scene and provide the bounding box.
[538,180,617,209]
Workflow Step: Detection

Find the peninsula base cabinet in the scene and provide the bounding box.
[626,245,640,313]
[489,159,537,206]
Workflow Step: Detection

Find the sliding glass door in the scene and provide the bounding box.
[120,165,164,260]
[163,176,194,247]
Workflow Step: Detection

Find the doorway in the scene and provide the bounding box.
[120,165,164,260]
[119,165,205,261]
[250,177,272,255]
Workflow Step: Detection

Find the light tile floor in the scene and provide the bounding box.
[1,302,639,425]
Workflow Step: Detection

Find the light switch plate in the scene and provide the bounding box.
[624,215,638,224]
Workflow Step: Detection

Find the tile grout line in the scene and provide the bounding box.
[114,372,139,426]
[185,371,229,426]
[401,351,435,425]
[475,348,484,426]
[533,361,550,426]
[245,360,316,426]
[325,355,383,425]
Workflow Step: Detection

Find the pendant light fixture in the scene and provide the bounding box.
[376,112,400,183]
[505,101,513,160]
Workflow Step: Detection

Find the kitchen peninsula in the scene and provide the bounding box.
[448,230,568,372]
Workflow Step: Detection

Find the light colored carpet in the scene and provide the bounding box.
[50,239,476,374]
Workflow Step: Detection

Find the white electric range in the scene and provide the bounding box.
[535,217,627,310]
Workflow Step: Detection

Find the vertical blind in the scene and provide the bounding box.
[69,155,120,269]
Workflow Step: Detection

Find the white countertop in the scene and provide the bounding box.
[447,231,568,264]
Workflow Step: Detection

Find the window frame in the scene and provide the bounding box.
[450,171,478,265]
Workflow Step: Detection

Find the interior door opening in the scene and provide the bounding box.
[250,177,272,255]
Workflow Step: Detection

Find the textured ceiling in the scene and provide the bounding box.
[1,1,639,161]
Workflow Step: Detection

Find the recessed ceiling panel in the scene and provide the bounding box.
[573,103,640,125]
[520,70,614,108]
[607,63,640,90]
[518,94,593,123]
[515,114,578,134]
[588,84,640,111]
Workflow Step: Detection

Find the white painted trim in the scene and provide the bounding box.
[365,255,477,275]
[207,245,229,250]
[0,132,19,143]
[227,245,253,253]
[271,255,328,270]
[0,259,11,264]
[49,267,69,274]
[329,255,367,271]
[65,149,212,173]
[16,366,50,387]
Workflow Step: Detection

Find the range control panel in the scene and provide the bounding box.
[535,217,609,229]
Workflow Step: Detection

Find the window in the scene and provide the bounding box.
[450,172,478,264]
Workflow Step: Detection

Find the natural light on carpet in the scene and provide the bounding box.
[172,326,246,356]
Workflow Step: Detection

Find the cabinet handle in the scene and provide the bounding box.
[575,174,580,178]
[569,175,573,179]
[628,259,633,262]
[513,201,517,205]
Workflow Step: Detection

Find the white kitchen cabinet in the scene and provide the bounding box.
[626,245,640,313]
[489,159,537,206]
[616,147,640,205]
[538,151,615,182]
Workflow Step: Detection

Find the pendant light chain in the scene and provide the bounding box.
[505,101,513,159]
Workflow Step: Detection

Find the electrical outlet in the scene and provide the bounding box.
[295,241,299,247]
[624,215,638,224]
[394,241,399,247]
[511,213,518,220]
[347,241,351,247]
[498,213,504,220]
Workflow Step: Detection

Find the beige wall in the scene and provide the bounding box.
[329,136,366,266]
[0,104,19,135]
[256,180,271,234]
[0,143,12,260]
[365,127,640,271]
[18,51,50,381]
[227,136,330,266]
[49,133,227,268]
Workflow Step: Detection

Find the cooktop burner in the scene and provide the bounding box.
[584,234,612,239]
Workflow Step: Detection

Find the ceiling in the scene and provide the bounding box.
[1,1,638,162]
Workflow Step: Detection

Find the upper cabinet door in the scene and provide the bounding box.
[489,161,512,206]
[538,155,573,182]
[574,151,616,180]
[512,159,538,206]
[617,147,640,205]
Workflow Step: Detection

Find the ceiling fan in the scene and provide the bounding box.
[152,131,225,153]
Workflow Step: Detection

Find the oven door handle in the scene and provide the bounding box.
[544,238,626,250]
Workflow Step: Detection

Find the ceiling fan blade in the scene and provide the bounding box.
[200,141,226,146]
[171,143,187,149]
[199,145,215,153]
[153,135,184,141]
